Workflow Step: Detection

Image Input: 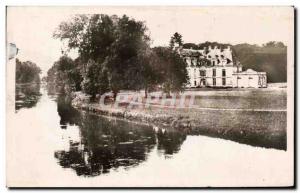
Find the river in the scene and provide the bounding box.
[7,84,292,187]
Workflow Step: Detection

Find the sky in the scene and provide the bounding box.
[7,6,293,77]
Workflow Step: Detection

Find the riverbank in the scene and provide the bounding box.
[71,88,287,150]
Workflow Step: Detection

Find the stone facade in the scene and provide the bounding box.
[179,45,267,88]
[232,69,267,88]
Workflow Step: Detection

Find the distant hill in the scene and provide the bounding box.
[233,43,287,83]
[182,41,287,83]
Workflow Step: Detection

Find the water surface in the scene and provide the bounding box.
[9,84,291,186]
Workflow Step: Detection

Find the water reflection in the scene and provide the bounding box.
[56,95,81,129]
[15,83,41,112]
[157,129,187,158]
[53,94,186,177]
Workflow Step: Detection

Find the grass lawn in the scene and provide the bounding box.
[192,89,286,110]
[74,87,287,150]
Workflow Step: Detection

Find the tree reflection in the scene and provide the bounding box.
[54,112,157,176]
[15,83,41,111]
[54,95,187,177]
[56,94,81,129]
[157,128,187,156]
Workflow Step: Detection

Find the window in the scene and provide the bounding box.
[213,69,216,77]
[222,69,226,77]
[200,70,206,77]
[194,58,197,65]
[212,61,215,66]
[201,79,206,86]
[222,78,226,86]
[258,76,262,86]
[194,81,197,86]
[213,78,216,86]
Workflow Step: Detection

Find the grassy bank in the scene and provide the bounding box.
[72,88,287,150]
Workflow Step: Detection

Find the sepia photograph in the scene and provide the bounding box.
[6,6,294,187]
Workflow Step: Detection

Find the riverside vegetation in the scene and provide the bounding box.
[46,14,288,150]
[15,59,42,111]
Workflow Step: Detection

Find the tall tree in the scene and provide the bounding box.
[53,14,152,100]
[138,47,163,98]
[81,60,109,99]
[153,47,188,96]
[169,32,183,49]
[53,14,115,64]
[103,15,151,99]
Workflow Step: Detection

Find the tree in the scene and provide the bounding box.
[53,15,115,64]
[138,47,164,98]
[81,60,109,100]
[169,32,183,49]
[103,15,151,99]
[153,47,188,96]
[275,42,286,48]
[53,14,115,95]
[263,41,276,48]
[54,14,152,100]
[183,43,199,50]
[16,59,41,83]
[233,43,287,82]
[46,56,82,93]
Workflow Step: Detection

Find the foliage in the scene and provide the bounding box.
[54,14,153,99]
[233,42,287,82]
[81,60,109,99]
[198,41,231,50]
[46,56,82,92]
[169,32,183,49]
[263,41,286,48]
[182,43,199,50]
[103,15,151,97]
[138,48,164,97]
[153,47,188,95]
[16,59,41,83]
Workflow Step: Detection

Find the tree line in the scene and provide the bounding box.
[47,14,188,100]
[16,59,41,84]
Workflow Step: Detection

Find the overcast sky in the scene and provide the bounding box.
[7,6,293,76]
